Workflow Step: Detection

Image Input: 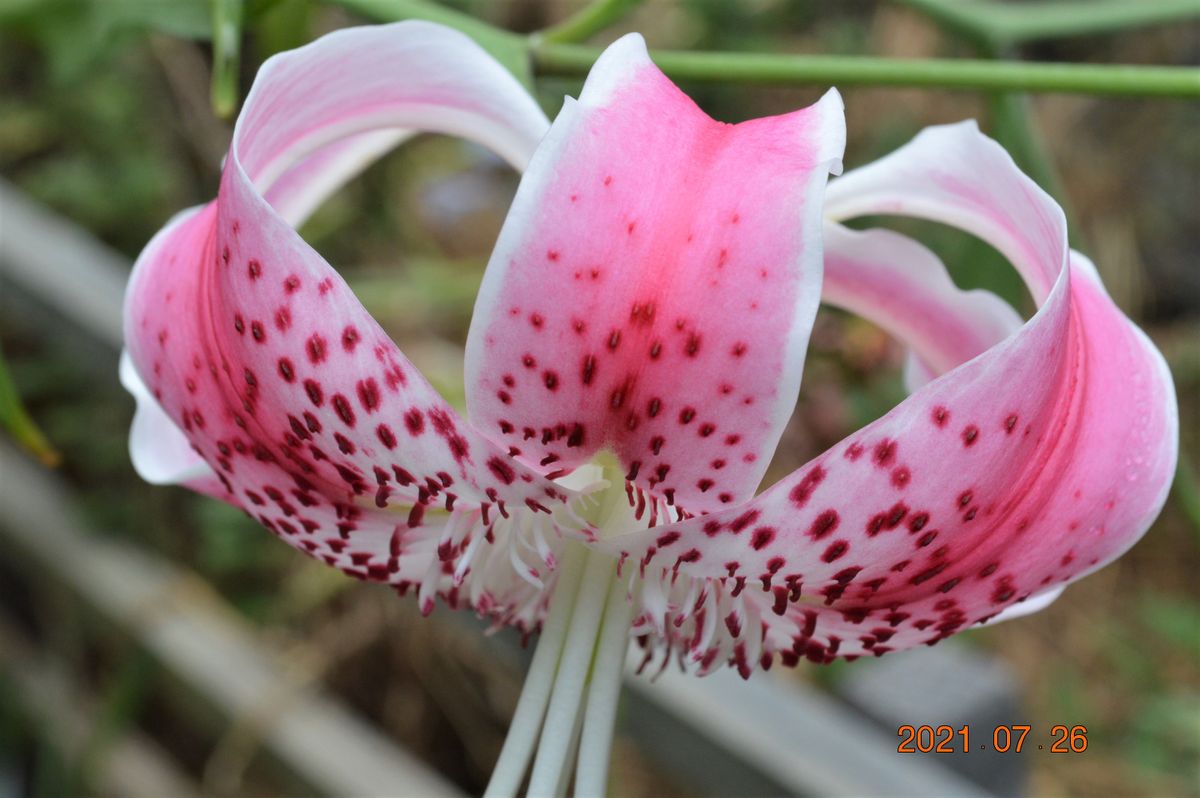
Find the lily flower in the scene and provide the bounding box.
[121,21,1177,796]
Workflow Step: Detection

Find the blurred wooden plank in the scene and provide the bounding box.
[0,615,202,798]
[0,442,463,798]
[0,180,129,350]
[839,645,1027,797]
[624,654,994,798]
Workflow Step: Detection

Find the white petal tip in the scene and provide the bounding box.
[578,33,651,107]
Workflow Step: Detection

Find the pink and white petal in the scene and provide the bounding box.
[825,121,1059,303]
[264,129,413,228]
[822,222,1023,378]
[609,123,1177,663]
[236,22,549,193]
[119,348,220,491]
[123,22,574,571]
[980,584,1064,626]
[465,34,845,512]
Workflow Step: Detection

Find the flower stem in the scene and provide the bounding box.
[532,42,1200,98]
[574,572,634,798]
[899,0,1200,50]
[210,0,243,118]
[537,0,644,45]
[526,551,615,796]
[329,0,1200,98]
[484,546,586,798]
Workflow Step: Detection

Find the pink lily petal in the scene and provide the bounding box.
[122,22,575,595]
[119,346,220,492]
[264,129,413,228]
[465,34,845,512]
[822,223,1023,380]
[609,122,1177,667]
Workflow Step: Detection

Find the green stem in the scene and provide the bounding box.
[0,343,59,467]
[329,0,534,86]
[332,0,515,47]
[900,0,1200,50]
[533,41,1200,97]
[537,0,643,44]
[1172,455,1200,539]
[210,0,243,118]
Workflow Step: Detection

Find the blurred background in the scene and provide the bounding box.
[0,1,1197,796]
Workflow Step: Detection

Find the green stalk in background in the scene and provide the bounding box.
[531,44,1200,97]
[329,0,1200,98]
[211,0,244,118]
[536,0,644,44]
[0,343,59,467]
[898,0,1200,51]
[332,0,534,86]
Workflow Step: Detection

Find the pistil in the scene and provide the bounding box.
[484,455,640,797]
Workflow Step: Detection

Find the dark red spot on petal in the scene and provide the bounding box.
[304,379,323,407]
[729,509,760,533]
[377,424,397,449]
[750,527,776,550]
[808,509,840,540]
[332,394,356,426]
[404,408,425,437]
[821,540,849,563]
[356,378,380,412]
[962,425,979,446]
[873,438,897,467]
[789,465,826,508]
[487,457,515,485]
[342,326,360,353]
[306,334,327,364]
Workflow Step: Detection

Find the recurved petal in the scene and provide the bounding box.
[119,345,219,491]
[465,34,845,512]
[609,122,1177,664]
[822,223,1022,379]
[122,22,573,578]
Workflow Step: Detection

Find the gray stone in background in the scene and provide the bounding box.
[838,644,1027,797]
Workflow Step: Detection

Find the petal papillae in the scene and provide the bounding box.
[465,34,846,513]
[122,22,577,619]
[611,123,1177,667]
